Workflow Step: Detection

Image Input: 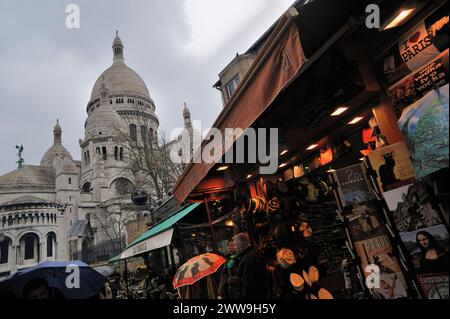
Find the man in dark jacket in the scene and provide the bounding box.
[227,233,268,299]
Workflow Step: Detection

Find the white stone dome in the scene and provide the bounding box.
[40,120,74,167]
[40,144,74,167]
[90,32,151,101]
[85,84,127,139]
[90,63,151,101]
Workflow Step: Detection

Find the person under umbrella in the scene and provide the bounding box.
[173,253,226,299]
[0,261,107,299]
[23,278,51,300]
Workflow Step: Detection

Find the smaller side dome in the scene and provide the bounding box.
[85,83,127,140]
[40,120,74,167]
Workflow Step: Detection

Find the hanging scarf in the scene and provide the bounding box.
[227,254,237,270]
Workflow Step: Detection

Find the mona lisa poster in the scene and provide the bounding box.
[400,224,449,274]
[399,224,449,298]
[393,207,449,299]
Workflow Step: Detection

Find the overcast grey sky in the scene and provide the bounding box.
[0,0,293,175]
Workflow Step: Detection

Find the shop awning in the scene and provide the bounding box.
[109,203,201,262]
[173,12,306,203]
[172,0,361,203]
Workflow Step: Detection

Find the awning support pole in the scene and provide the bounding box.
[204,195,216,247]
[124,258,130,299]
[163,246,170,269]
[169,245,176,272]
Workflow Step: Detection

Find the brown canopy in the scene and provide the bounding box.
[173,12,306,203]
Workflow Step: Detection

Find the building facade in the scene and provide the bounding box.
[0,32,190,276]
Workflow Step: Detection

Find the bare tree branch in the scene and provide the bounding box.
[92,103,184,247]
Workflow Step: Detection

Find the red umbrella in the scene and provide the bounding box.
[173,253,226,289]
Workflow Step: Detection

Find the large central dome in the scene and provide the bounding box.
[90,32,151,101]
[90,63,151,101]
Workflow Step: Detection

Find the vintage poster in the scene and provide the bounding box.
[388,50,449,113]
[354,236,400,274]
[367,142,416,193]
[399,224,449,274]
[334,164,373,207]
[383,183,442,233]
[371,273,409,300]
[347,201,386,242]
[354,235,408,299]
[398,83,449,179]
[417,273,449,299]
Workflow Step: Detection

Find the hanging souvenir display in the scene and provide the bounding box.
[298,177,319,203]
[290,273,305,292]
[294,165,305,178]
[388,50,449,113]
[319,146,334,166]
[283,168,295,181]
[277,248,297,270]
[381,6,448,87]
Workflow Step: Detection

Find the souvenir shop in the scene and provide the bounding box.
[172,0,449,299]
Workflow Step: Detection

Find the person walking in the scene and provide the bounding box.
[227,233,269,299]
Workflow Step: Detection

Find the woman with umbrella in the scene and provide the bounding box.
[21,277,69,299]
[173,253,227,299]
[0,261,108,299]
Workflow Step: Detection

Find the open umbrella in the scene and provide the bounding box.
[173,253,225,290]
[93,265,116,278]
[0,261,107,299]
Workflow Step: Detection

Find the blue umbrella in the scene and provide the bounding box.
[93,265,116,277]
[0,261,107,299]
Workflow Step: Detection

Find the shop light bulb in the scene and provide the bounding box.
[217,166,229,171]
[246,174,253,179]
[279,163,288,168]
[331,107,349,116]
[280,150,289,156]
[307,144,319,151]
[348,117,364,125]
[384,9,415,30]
[225,220,235,227]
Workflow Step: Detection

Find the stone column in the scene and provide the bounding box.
[11,245,18,273]
[39,243,43,263]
